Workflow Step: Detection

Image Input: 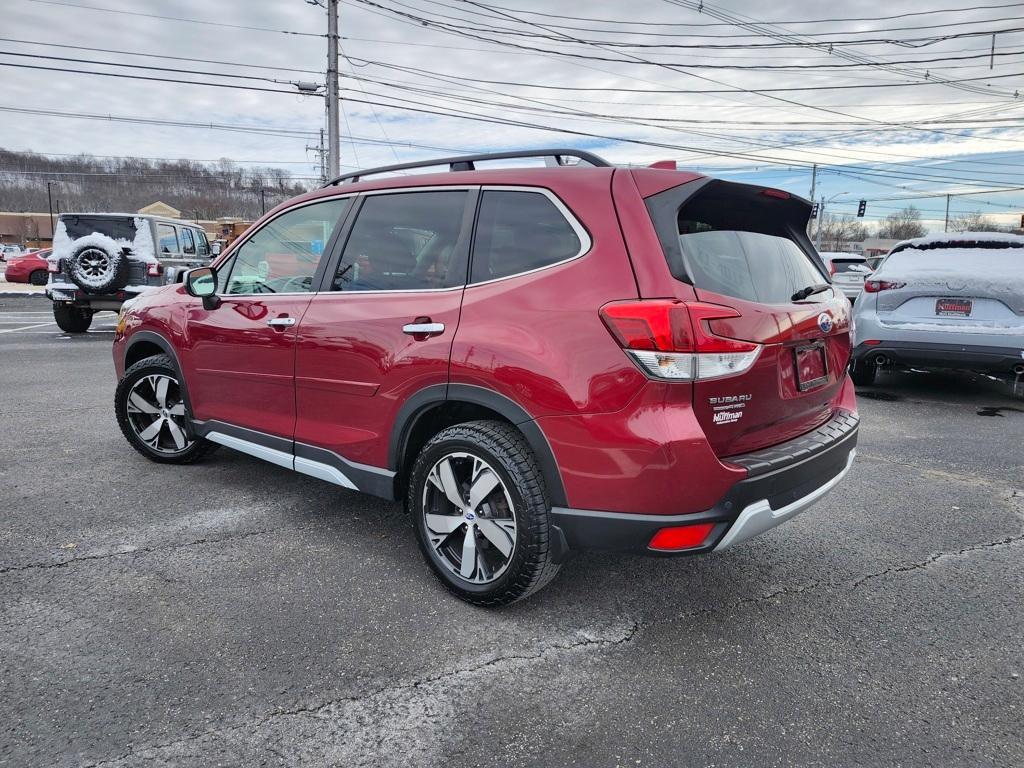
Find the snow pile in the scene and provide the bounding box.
[49,217,157,264]
[879,319,1023,336]
[891,231,1024,252]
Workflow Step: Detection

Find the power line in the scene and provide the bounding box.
[26,0,326,36]
[0,37,324,75]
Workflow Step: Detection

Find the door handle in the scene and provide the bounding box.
[402,322,445,336]
[267,317,296,328]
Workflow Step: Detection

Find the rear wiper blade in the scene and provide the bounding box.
[791,283,831,302]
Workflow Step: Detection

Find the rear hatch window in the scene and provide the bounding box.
[62,215,137,241]
[643,179,849,457]
[830,259,871,274]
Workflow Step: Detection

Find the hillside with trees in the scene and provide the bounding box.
[0,148,313,219]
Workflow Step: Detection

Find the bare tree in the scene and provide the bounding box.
[948,212,1009,233]
[0,149,311,219]
[816,213,869,251]
[875,205,927,240]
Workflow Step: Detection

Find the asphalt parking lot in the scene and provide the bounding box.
[1,295,1021,768]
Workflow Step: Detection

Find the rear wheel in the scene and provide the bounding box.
[115,354,217,464]
[29,270,48,286]
[53,303,93,333]
[850,358,878,386]
[408,420,561,606]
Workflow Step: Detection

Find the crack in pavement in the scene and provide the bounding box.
[80,622,642,768]
[0,527,285,575]
[73,530,1024,766]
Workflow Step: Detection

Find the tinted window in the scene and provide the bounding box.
[332,191,467,291]
[220,198,349,294]
[157,224,179,254]
[62,216,136,240]
[180,228,196,255]
[195,229,210,257]
[470,191,581,283]
[674,187,825,304]
[830,259,871,274]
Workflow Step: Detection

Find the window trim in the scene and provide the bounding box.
[465,185,592,288]
[316,185,479,295]
[214,195,356,297]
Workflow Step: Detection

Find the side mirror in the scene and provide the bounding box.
[185,267,220,310]
[210,241,223,256]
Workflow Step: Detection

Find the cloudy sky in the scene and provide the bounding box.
[3,0,1024,230]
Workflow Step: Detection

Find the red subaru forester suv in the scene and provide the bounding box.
[113,149,858,606]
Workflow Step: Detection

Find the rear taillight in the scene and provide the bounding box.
[828,261,836,275]
[147,262,164,277]
[863,279,905,293]
[600,300,761,381]
[47,259,61,273]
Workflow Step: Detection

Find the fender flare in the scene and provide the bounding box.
[389,383,568,508]
[123,330,194,416]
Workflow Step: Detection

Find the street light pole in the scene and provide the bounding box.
[46,181,56,240]
[326,0,340,178]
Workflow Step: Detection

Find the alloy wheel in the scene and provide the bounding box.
[79,250,110,278]
[125,374,192,454]
[421,451,517,584]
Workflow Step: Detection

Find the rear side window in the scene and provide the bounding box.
[649,180,826,304]
[470,190,582,283]
[62,216,137,240]
[180,228,196,255]
[332,191,467,291]
[157,224,178,254]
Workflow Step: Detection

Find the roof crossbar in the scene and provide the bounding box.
[323,148,611,186]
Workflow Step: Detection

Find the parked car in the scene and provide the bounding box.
[112,149,859,606]
[1,244,25,262]
[818,252,873,301]
[851,231,1024,385]
[3,248,51,285]
[47,213,218,333]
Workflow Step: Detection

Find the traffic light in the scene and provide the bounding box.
[857,200,867,217]
[810,202,819,219]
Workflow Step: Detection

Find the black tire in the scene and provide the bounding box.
[29,270,48,286]
[67,242,130,293]
[115,354,218,464]
[408,420,561,606]
[850,358,878,386]
[52,303,93,333]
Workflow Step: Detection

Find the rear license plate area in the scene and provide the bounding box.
[936,298,972,317]
[794,342,828,392]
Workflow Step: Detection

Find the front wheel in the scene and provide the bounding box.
[53,303,93,333]
[115,354,217,464]
[408,420,561,606]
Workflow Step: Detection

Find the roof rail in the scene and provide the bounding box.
[322,148,612,187]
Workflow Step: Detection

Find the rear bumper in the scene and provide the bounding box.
[853,340,1024,372]
[550,410,858,558]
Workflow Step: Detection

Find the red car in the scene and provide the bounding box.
[4,248,51,285]
[112,149,858,605]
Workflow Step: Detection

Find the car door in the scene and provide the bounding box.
[293,187,475,474]
[183,197,352,440]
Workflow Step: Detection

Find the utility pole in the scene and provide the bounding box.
[46,181,56,240]
[944,194,951,232]
[815,195,825,250]
[326,0,340,178]
[808,164,817,241]
[307,128,328,184]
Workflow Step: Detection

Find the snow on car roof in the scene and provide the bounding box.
[891,230,1024,253]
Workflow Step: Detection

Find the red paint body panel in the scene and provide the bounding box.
[183,294,312,438]
[293,290,463,466]
[4,250,49,282]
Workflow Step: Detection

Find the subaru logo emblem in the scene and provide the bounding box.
[817,312,833,334]
[464,511,475,521]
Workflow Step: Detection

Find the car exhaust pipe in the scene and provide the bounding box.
[874,354,888,367]
[1012,363,1024,376]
